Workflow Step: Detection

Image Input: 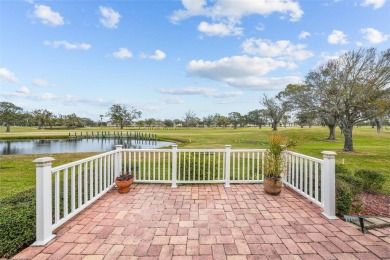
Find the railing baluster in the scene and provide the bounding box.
[55,170,60,223]
[78,164,82,208]
[71,166,75,212]
[99,157,102,193]
[89,160,93,200]
[213,152,216,180]
[143,151,146,180]
[63,169,68,218]
[218,152,221,180]
[84,162,88,204]
[202,152,206,181]
[304,158,308,194]
[208,151,211,181]
[153,152,156,180]
[148,151,151,181]
[138,152,141,180]
[158,152,161,180]
[94,159,98,195]
[232,152,235,181]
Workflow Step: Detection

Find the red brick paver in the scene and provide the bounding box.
[13,184,390,259]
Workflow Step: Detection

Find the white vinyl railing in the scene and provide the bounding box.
[33,145,336,246]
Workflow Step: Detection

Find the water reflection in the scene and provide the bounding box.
[0,139,174,155]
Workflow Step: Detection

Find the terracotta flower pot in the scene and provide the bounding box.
[263,177,282,195]
[115,178,134,194]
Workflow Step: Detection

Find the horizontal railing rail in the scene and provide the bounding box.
[33,145,336,246]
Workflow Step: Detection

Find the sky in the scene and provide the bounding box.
[0,0,389,121]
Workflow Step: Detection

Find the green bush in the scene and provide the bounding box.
[336,180,353,215]
[178,153,219,181]
[337,174,364,197]
[336,164,352,175]
[355,169,385,193]
[0,189,36,258]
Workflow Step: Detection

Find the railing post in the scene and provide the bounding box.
[171,145,178,188]
[224,145,231,187]
[115,145,123,179]
[33,157,56,246]
[321,151,338,220]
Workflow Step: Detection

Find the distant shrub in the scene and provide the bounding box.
[355,169,385,193]
[0,189,36,258]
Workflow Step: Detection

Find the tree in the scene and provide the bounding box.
[184,110,198,127]
[246,109,268,128]
[228,112,242,129]
[32,109,53,129]
[306,48,390,151]
[163,119,174,127]
[202,114,214,127]
[261,95,289,131]
[0,102,23,132]
[107,104,142,129]
[277,83,339,140]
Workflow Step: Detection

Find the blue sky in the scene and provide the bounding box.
[1,0,389,121]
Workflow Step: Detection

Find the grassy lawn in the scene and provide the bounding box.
[1,126,389,198]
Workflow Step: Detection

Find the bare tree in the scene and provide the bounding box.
[184,110,198,127]
[261,95,289,131]
[306,48,390,151]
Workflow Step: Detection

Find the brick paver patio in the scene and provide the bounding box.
[14,184,389,259]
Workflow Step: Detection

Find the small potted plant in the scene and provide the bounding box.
[263,134,297,195]
[115,171,134,194]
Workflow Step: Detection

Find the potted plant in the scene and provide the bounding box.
[263,134,297,195]
[115,172,134,194]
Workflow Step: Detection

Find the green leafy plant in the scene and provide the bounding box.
[355,169,385,193]
[264,134,298,180]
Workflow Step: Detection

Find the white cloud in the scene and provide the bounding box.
[0,68,19,83]
[113,48,133,59]
[241,38,313,61]
[158,87,243,98]
[356,41,364,46]
[327,30,348,45]
[197,21,243,37]
[17,86,30,94]
[186,56,300,91]
[226,76,301,91]
[360,28,389,44]
[163,97,184,104]
[256,23,265,31]
[187,56,295,81]
[298,31,311,39]
[32,79,55,87]
[142,50,166,61]
[170,0,304,23]
[99,6,121,29]
[44,40,91,50]
[360,0,386,9]
[32,4,64,26]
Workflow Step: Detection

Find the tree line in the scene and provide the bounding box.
[1,48,389,152]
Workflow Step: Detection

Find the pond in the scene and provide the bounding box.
[0,139,174,155]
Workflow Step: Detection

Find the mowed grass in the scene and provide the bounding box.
[0,125,389,198]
